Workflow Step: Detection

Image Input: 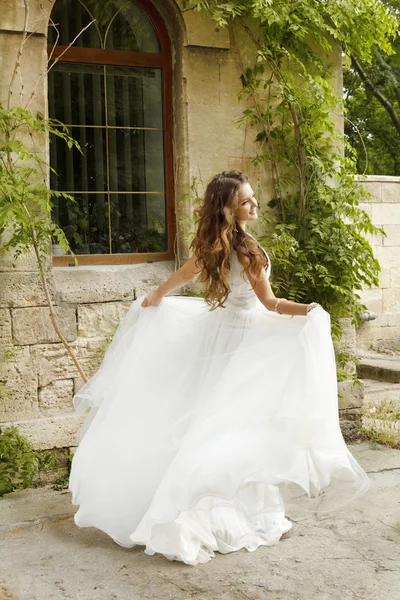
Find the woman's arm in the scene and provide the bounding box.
[141,254,202,307]
[246,267,310,316]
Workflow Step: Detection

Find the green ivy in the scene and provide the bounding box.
[180,0,396,345]
[0,105,80,271]
[0,426,56,496]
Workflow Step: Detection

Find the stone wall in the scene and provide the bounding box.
[0,0,345,461]
[357,176,400,353]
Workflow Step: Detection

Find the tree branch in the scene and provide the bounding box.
[351,53,400,137]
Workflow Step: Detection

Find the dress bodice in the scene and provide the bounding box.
[225,245,271,310]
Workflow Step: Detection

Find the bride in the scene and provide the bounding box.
[69,170,370,565]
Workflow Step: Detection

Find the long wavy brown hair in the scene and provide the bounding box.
[190,170,268,310]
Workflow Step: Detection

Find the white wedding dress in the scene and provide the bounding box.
[69,246,370,565]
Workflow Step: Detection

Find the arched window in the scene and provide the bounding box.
[48,0,174,265]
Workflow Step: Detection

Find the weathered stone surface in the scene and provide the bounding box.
[387,313,400,326]
[0,0,50,35]
[356,322,380,350]
[0,250,38,271]
[1,414,85,450]
[373,245,400,269]
[0,34,47,113]
[53,262,174,304]
[0,271,57,308]
[338,379,364,410]
[338,318,356,351]
[372,203,400,225]
[0,309,12,344]
[188,105,246,159]
[390,267,400,287]
[0,346,39,421]
[77,301,131,338]
[382,224,400,246]
[358,287,383,314]
[31,338,106,388]
[12,305,77,345]
[378,266,391,289]
[183,9,230,49]
[358,202,372,217]
[39,379,74,415]
[381,181,400,203]
[382,288,400,313]
[361,181,382,202]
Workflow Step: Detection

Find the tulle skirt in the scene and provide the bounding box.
[68,295,370,565]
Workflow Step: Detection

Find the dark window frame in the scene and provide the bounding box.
[48,0,175,266]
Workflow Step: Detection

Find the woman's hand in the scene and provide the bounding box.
[141,288,164,308]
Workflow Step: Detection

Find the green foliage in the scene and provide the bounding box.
[361,425,400,449]
[0,105,80,271]
[344,0,400,175]
[0,426,56,496]
[180,0,394,345]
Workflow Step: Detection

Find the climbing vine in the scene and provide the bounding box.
[181,0,398,340]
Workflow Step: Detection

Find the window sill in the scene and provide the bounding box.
[52,252,174,267]
[53,259,175,304]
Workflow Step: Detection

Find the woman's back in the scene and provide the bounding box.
[226,246,271,310]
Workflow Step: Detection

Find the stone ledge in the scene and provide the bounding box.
[358,175,400,183]
[357,352,400,383]
[53,261,175,304]
[0,414,85,450]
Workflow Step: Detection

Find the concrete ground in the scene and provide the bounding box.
[0,441,399,600]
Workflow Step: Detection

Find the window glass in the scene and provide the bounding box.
[48,2,167,256]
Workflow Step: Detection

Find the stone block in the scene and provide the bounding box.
[387,313,400,327]
[0,345,39,421]
[0,33,47,113]
[188,105,247,158]
[39,379,74,415]
[31,338,106,388]
[382,288,400,313]
[1,0,50,35]
[338,380,364,410]
[361,181,382,202]
[0,248,42,271]
[219,56,248,106]
[0,309,12,343]
[374,245,400,270]
[185,48,221,105]
[0,414,85,450]
[12,305,77,345]
[381,182,400,203]
[53,261,174,303]
[356,323,380,350]
[338,318,356,352]
[77,301,131,338]
[358,288,383,314]
[0,271,57,308]
[382,224,400,246]
[378,267,391,289]
[371,203,400,226]
[376,324,400,343]
[389,267,400,287]
[364,230,384,247]
[183,9,230,49]
[358,202,372,217]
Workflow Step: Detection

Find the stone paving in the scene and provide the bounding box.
[0,441,399,600]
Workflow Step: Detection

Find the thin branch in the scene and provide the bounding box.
[47,18,61,64]
[7,0,29,110]
[351,53,400,137]
[26,18,95,111]
[47,19,96,73]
